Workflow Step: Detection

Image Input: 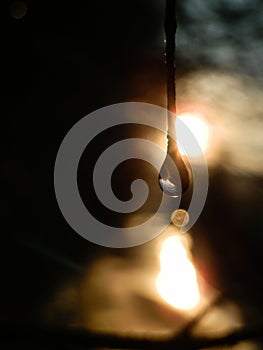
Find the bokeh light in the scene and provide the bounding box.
[176,113,210,157]
[156,235,200,310]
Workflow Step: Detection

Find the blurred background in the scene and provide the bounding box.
[1,0,263,349]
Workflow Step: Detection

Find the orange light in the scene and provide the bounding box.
[176,113,210,157]
[156,235,200,310]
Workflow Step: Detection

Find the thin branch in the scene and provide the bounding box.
[1,325,263,349]
[175,292,224,338]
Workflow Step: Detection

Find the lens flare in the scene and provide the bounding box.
[156,235,200,310]
[176,113,210,157]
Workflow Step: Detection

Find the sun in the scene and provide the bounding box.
[176,113,210,157]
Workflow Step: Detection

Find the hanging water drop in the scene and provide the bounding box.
[158,0,191,197]
[159,136,191,197]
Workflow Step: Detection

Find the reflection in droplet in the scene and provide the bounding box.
[10,1,27,19]
[159,177,178,197]
[171,209,189,228]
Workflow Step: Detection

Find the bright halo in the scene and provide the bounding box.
[156,235,200,310]
[176,113,210,157]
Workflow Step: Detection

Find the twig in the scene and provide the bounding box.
[175,292,224,338]
[1,324,263,349]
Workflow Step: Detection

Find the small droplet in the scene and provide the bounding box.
[10,1,27,19]
[171,209,189,228]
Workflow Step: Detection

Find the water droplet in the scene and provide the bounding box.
[159,155,180,197]
[171,209,189,228]
[159,145,191,197]
[10,1,27,19]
